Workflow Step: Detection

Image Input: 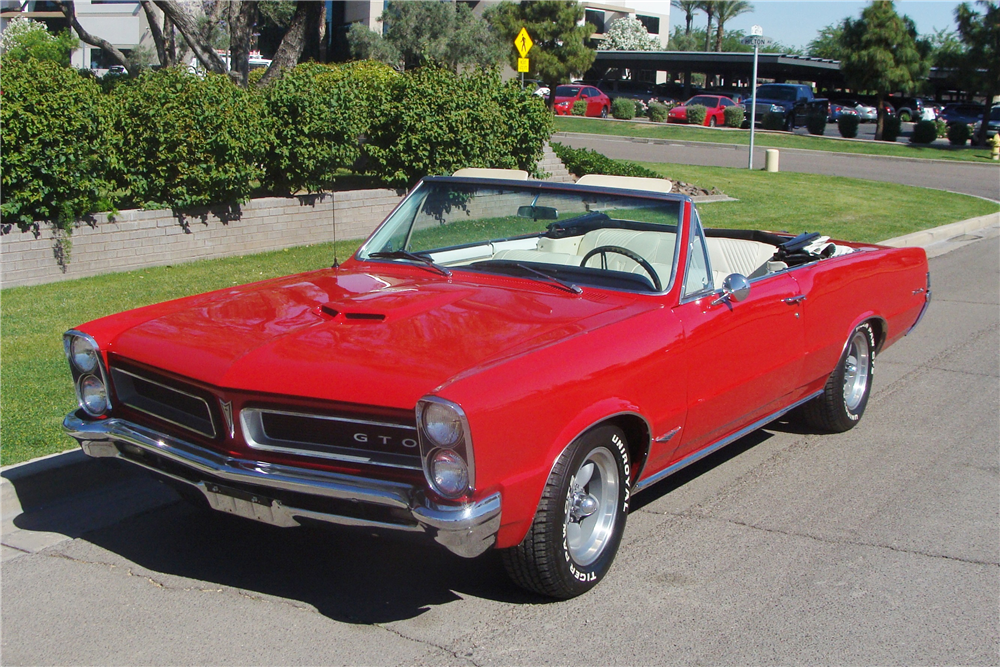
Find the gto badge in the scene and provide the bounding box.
[220,400,235,438]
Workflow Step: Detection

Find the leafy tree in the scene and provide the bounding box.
[840,1,927,140]
[808,21,846,60]
[713,1,754,52]
[347,1,505,72]
[599,16,660,51]
[0,17,77,66]
[671,0,701,36]
[485,1,596,108]
[954,1,1000,145]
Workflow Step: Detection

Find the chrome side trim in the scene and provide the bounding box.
[654,427,681,443]
[906,272,931,336]
[633,390,823,493]
[64,412,501,558]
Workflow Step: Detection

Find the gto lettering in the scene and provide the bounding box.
[354,433,368,443]
[402,438,418,448]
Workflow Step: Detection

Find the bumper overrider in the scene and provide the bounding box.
[63,412,501,558]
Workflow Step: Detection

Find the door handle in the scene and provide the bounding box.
[782,295,807,305]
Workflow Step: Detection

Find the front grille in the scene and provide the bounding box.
[242,408,421,470]
[111,367,217,438]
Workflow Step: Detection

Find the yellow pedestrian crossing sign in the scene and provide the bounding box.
[515,28,533,58]
[517,58,530,73]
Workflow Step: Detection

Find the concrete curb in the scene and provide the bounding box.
[3,211,998,557]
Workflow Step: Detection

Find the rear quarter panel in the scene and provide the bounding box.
[792,245,929,389]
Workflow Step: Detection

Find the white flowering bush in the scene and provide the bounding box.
[598,16,660,51]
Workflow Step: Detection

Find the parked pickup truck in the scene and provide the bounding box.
[745,83,829,130]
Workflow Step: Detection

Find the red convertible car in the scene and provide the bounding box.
[64,175,930,599]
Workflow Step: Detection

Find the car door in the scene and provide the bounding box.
[669,213,805,461]
[584,87,602,115]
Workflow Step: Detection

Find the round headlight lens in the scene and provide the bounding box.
[79,374,108,416]
[70,336,99,374]
[422,402,463,447]
[430,449,469,497]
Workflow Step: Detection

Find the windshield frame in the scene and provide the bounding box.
[356,177,689,295]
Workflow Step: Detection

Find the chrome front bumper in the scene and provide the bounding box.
[64,412,501,558]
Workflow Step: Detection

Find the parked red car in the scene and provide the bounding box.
[64,174,929,599]
[668,94,736,126]
[552,85,611,117]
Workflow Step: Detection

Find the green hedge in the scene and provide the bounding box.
[838,114,860,138]
[880,116,902,142]
[806,111,827,135]
[947,122,971,146]
[762,111,786,131]
[364,68,551,187]
[572,100,587,116]
[107,68,268,209]
[0,57,113,232]
[611,97,635,120]
[648,102,669,123]
[723,105,744,128]
[550,142,661,179]
[686,104,707,126]
[911,120,938,144]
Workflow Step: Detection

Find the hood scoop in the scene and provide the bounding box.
[319,304,386,322]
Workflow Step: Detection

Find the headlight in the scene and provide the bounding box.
[422,401,462,447]
[770,104,783,113]
[429,449,469,498]
[69,336,99,374]
[79,374,108,416]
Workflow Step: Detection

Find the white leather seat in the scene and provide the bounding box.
[705,237,778,288]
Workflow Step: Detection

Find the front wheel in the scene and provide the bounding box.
[709,116,717,127]
[502,425,630,598]
[800,322,875,432]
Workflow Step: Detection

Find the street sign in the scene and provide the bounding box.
[741,35,773,48]
[517,58,530,73]
[750,25,763,36]
[515,28,533,58]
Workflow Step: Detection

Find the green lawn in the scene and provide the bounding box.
[2,168,996,467]
[555,116,997,163]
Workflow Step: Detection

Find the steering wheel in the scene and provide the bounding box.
[580,245,662,292]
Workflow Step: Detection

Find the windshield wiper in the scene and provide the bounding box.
[475,261,583,294]
[369,250,451,277]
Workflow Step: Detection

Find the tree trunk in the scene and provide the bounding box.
[875,92,885,141]
[704,10,714,52]
[257,1,321,87]
[60,1,136,73]
[140,1,171,68]
[228,0,260,87]
[154,0,228,75]
[164,13,176,67]
[976,89,995,146]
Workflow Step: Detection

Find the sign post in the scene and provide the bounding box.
[515,27,533,88]
[741,27,772,170]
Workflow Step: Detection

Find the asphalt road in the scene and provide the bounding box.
[2,234,998,665]
[555,131,1000,202]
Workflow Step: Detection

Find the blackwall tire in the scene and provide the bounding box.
[801,322,876,432]
[601,106,609,118]
[501,425,630,599]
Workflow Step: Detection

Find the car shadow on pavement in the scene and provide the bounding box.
[10,427,779,622]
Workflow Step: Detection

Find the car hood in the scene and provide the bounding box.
[103,265,646,410]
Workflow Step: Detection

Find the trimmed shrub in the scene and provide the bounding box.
[935,120,948,138]
[762,111,786,131]
[611,97,635,120]
[0,57,113,231]
[686,104,707,126]
[880,115,902,142]
[837,114,860,138]
[261,61,397,194]
[648,102,669,122]
[107,68,269,209]
[633,99,647,117]
[724,105,745,128]
[364,67,551,187]
[572,100,587,116]
[911,120,938,144]
[550,142,662,179]
[806,111,827,135]
[947,122,971,146]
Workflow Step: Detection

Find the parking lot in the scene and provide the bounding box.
[2,229,997,665]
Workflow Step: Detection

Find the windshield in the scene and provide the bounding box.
[755,86,796,101]
[359,179,683,293]
[555,86,581,97]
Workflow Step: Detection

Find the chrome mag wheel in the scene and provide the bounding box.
[565,447,619,566]
[843,330,871,412]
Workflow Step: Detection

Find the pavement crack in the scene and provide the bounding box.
[707,514,1000,567]
[375,623,482,667]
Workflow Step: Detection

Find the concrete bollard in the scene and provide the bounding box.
[765,149,779,172]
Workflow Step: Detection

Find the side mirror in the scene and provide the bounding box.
[712,273,751,306]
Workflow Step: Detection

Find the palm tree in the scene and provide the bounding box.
[713,1,754,51]
[698,1,716,51]
[671,0,701,36]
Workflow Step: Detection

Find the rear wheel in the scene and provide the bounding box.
[709,116,717,127]
[600,105,609,118]
[502,425,630,599]
[801,322,875,432]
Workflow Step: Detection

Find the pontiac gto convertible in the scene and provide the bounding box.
[64,175,930,598]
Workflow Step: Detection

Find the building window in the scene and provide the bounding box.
[637,15,660,35]
[585,9,605,34]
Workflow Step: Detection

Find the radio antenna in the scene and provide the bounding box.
[331,189,339,269]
